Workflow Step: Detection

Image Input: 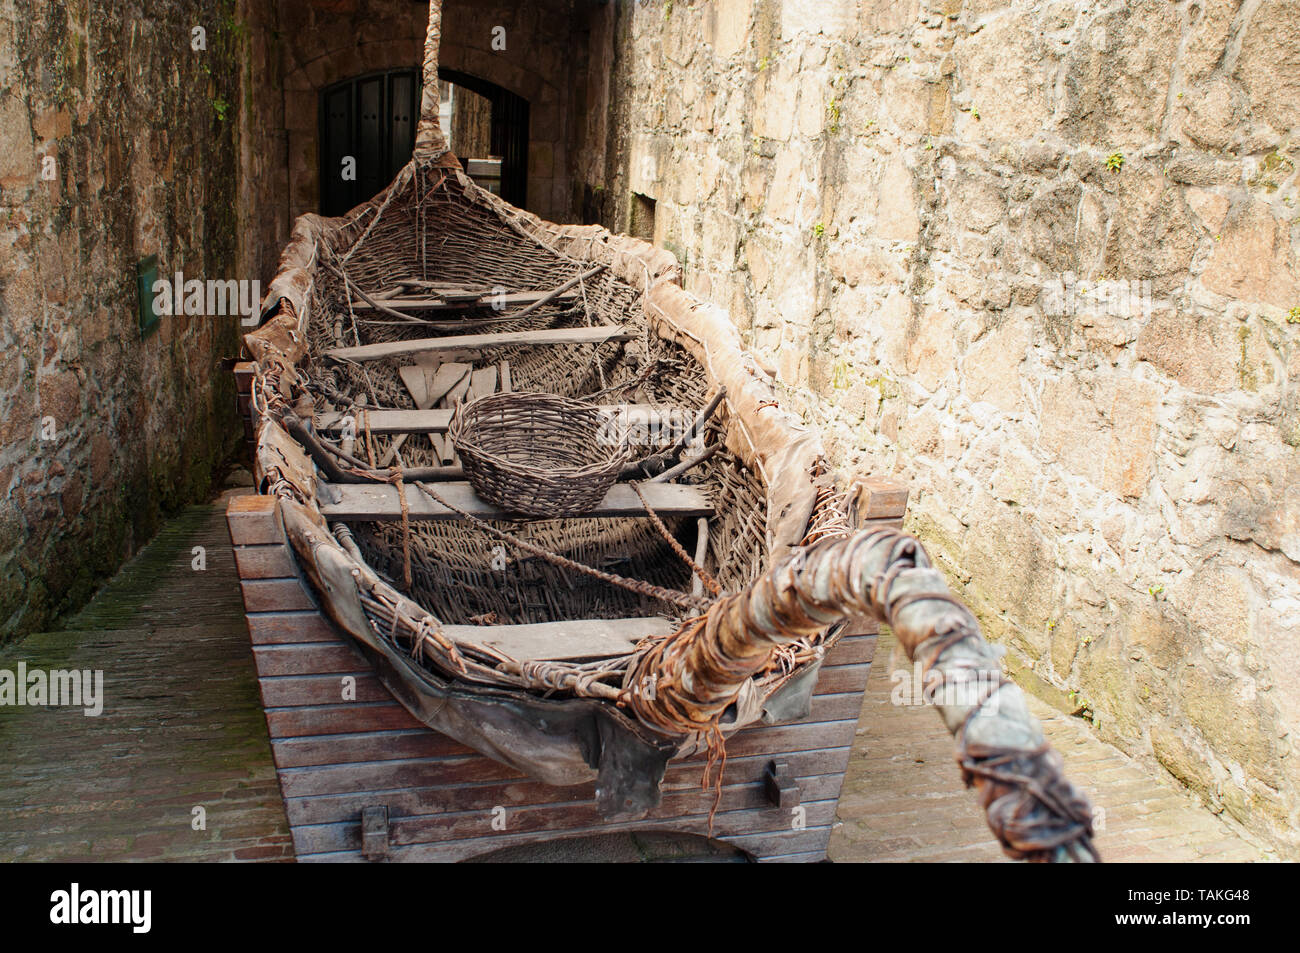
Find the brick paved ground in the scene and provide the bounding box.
[0,489,1276,862]
[0,491,293,862]
[828,630,1277,863]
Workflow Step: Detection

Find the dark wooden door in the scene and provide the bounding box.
[319,69,418,217]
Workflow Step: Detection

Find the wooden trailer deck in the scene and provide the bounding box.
[227,482,907,863]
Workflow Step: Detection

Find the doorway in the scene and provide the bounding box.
[318,68,530,216]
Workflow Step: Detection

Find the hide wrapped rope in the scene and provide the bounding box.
[627,527,1100,863]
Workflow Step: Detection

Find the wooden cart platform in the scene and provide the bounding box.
[226,485,907,863]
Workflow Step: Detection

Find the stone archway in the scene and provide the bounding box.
[275,1,578,226]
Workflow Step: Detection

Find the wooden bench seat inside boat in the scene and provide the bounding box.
[316,404,686,436]
[319,481,713,521]
[440,617,675,662]
[324,326,634,363]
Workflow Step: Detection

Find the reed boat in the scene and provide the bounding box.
[231,2,1098,862]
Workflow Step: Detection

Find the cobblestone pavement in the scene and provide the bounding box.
[828,631,1277,863]
[0,491,293,862]
[0,491,1275,862]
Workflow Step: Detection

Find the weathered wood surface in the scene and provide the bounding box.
[318,481,713,521]
[351,290,579,313]
[228,493,883,863]
[317,404,679,435]
[445,617,674,661]
[324,326,633,363]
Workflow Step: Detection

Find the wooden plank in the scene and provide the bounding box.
[823,634,876,667]
[427,362,470,405]
[253,643,368,677]
[853,476,909,521]
[397,366,431,407]
[258,655,859,715]
[294,799,839,860]
[498,360,511,393]
[291,782,842,854]
[258,672,392,707]
[226,495,283,545]
[351,290,578,313]
[441,616,674,662]
[711,719,858,759]
[793,691,864,722]
[728,825,832,861]
[246,611,339,645]
[444,367,471,407]
[266,685,861,770]
[233,545,298,579]
[317,404,678,435]
[324,326,633,364]
[280,746,850,817]
[319,481,712,521]
[240,578,315,613]
[266,703,424,738]
[469,366,497,401]
[233,361,255,393]
[278,753,524,798]
[812,663,872,695]
[760,849,832,864]
[271,729,472,770]
[275,718,856,799]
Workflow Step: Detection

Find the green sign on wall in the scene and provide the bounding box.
[136,254,160,339]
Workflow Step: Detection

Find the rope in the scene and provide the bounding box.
[388,469,413,589]
[630,481,722,597]
[407,478,712,612]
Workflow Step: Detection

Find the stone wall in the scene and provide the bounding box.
[0,0,245,638]
[579,0,1300,855]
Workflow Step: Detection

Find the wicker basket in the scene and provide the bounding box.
[450,392,630,517]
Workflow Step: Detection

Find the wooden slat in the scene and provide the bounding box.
[318,481,712,521]
[253,643,368,677]
[441,616,674,661]
[239,578,316,613]
[317,404,678,435]
[469,365,497,399]
[295,801,839,861]
[226,495,283,545]
[233,545,298,579]
[267,703,424,738]
[290,784,841,854]
[280,746,850,818]
[823,634,875,667]
[812,663,872,694]
[324,326,633,363]
[246,612,339,644]
[233,361,255,393]
[351,290,578,313]
[273,717,857,799]
[854,476,909,521]
[729,824,833,861]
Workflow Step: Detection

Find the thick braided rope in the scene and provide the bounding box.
[630,481,722,597]
[626,528,1099,862]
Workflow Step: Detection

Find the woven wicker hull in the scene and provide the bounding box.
[239,153,874,823]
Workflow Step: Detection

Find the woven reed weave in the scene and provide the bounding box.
[450,392,629,517]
